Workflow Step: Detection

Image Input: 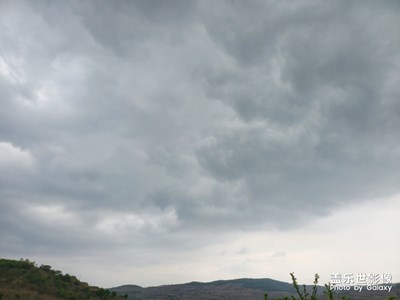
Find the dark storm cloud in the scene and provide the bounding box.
[195,0,400,224]
[1,0,400,257]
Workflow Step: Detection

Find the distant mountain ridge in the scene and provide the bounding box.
[111,277,319,300]
[111,278,400,300]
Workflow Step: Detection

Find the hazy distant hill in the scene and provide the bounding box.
[0,258,127,300]
[111,278,400,300]
[110,278,318,300]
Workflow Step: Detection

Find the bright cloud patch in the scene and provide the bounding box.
[0,142,34,169]
[95,209,178,235]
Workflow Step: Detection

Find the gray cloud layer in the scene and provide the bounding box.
[1,0,400,259]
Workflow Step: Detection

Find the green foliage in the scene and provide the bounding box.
[324,283,333,300]
[265,273,321,300]
[0,258,35,270]
[311,274,319,300]
[289,272,305,300]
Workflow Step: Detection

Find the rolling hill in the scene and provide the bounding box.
[0,258,127,300]
[111,278,400,300]
[110,278,319,300]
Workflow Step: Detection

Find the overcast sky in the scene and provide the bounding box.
[1,0,399,289]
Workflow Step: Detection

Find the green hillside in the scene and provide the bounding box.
[0,258,127,300]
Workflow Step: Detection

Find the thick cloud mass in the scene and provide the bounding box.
[1,0,400,286]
